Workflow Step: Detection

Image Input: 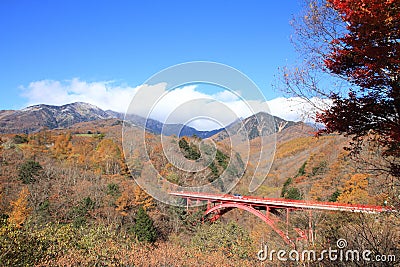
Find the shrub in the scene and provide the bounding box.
[13,134,28,144]
[18,160,43,184]
[191,221,252,259]
[285,187,303,200]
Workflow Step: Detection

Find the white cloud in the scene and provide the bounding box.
[21,78,140,113]
[21,78,330,130]
[212,90,240,102]
[267,97,331,123]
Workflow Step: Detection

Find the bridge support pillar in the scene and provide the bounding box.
[309,210,314,244]
[286,208,290,237]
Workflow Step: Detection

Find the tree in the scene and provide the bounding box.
[18,160,43,184]
[115,181,136,217]
[285,187,303,200]
[53,133,72,158]
[115,191,133,217]
[131,206,157,243]
[282,0,400,180]
[8,187,32,228]
[133,186,154,210]
[71,196,95,228]
[328,189,341,202]
[278,0,347,112]
[317,0,400,178]
[70,136,95,167]
[106,183,120,197]
[94,139,122,175]
[281,163,306,200]
[178,137,201,160]
[323,0,399,91]
[337,173,370,204]
[12,134,28,144]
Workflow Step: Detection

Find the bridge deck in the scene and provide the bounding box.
[171,191,390,213]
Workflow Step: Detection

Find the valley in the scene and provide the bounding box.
[0,102,397,266]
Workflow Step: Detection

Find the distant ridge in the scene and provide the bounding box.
[109,110,224,138]
[0,102,111,134]
[0,102,301,138]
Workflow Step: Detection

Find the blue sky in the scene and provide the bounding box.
[0,1,302,111]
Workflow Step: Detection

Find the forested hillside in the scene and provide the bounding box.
[0,117,397,266]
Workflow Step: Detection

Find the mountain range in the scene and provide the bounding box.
[0,102,303,138]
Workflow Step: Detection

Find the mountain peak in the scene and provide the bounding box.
[67,102,102,109]
[0,102,303,137]
[0,102,112,134]
[213,112,298,141]
[22,102,102,111]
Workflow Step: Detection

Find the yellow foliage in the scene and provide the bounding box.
[0,187,3,211]
[8,187,32,228]
[275,137,316,159]
[276,136,334,159]
[94,139,122,174]
[133,186,154,210]
[115,191,132,216]
[337,173,369,204]
[96,139,121,160]
[115,185,153,216]
[70,136,95,165]
[53,133,72,158]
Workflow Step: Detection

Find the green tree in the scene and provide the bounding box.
[329,189,341,202]
[281,177,293,197]
[215,149,228,169]
[132,206,157,243]
[106,183,120,197]
[18,160,43,184]
[179,137,201,160]
[285,187,303,200]
[71,197,95,228]
[295,161,307,177]
[13,134,28,144]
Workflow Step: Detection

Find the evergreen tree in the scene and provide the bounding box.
[18,160,42,184]
[132,206,157,243]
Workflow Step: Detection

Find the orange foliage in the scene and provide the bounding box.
[337,173,370,204]
[94,139,122,174]
[115,191,132,217]
[133,186,154,210]
[8,187,32,227]
[70,136,95,165]
[53,133,72,158]
[115,183,154,216]
[275,137,316,159]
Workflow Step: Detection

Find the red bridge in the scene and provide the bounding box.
[171,191,391,247]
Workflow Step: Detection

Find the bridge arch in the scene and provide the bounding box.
[204,202,293,246]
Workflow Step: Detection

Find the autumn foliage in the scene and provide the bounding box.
[324,0,399,90]
[8,187,31,228]
[0,117,397,265]
[317,0,400,177]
